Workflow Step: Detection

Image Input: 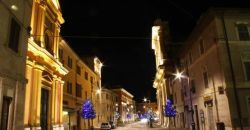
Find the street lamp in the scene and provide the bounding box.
[174,69,195,130]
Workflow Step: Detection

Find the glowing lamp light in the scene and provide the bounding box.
[174,69,185,81]
[11,5,18,11]
[63,111,68,115]
[96,89,101,94]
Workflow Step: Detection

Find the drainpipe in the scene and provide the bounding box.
[221,13,243,130]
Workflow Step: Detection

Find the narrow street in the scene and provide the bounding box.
[113,121,188,130]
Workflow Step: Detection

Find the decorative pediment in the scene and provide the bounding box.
[42,71,53,83]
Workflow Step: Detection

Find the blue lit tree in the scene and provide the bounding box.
[127,114,131,119]
[82,100,96,129]
[164,99,176,129]
[164,99,176,117]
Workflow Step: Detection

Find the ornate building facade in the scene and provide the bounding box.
[24,0,68,130]
[0,0,32,129]
[151,19,172,127]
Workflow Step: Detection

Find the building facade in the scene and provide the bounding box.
[98,88,118,125]
[0,0,32,129]
[59,38,102,130]
[24,0,68,130]
[111,88,134,124]
[151,19,173,127]
[173,8,250,130]
[136,102,158,115]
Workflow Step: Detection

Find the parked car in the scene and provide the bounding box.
[100,122,111,130]
[109,121,116,129]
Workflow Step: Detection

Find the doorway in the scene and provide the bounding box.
[0,96,12,130]
[207,106,215,130]
[40,88,49,130]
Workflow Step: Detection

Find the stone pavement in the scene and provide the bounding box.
[149,123,188,130]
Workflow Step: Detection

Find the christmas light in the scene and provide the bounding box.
[164,99,176,117]
[82,100,96,119]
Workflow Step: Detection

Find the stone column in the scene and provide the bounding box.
[33,1,46,46]
[31,64,43,129]
[52,76,64,130]
[59,79,64,130]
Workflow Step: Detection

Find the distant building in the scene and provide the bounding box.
[136,102,158,117]
[99,88,118,124]
[59,38,102,130]
[172,8,250,130]
[0,0,31,129]
[111,88,134,123]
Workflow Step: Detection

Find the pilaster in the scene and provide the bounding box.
[31,64,43,126]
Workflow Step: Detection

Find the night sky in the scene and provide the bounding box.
[60,0,249,102]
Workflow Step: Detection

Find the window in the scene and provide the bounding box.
[76,83,82,97]
[191,79,196,93]
[174,92,177,104]
[76,65,81,75]
[58,48,63,63]
[8,18,21,53]
[248,97,250,111]
[244,62,250,80]
[203,71,209,88]
[67,82,72,94]
[90,76,93,84]
[85,91,87,100]
[218,86,224,94]
[199,39,205,55]
[67,56,72,68]
[189,52,193,65]
[44,33,53,54]
[44,17,54,54]
[85,72,88,80]
[237,24,249,41]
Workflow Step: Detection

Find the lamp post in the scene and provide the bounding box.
[143,97,153,128]
[174,70,195,130]
[143,98,151,111]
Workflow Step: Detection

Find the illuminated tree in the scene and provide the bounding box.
[164,99,176,117]
[82,100,96,119]
[82,100,95,129]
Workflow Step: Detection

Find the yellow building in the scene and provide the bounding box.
[24,0,68,130]
[59,38,102,130]
[151,19,172,127]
